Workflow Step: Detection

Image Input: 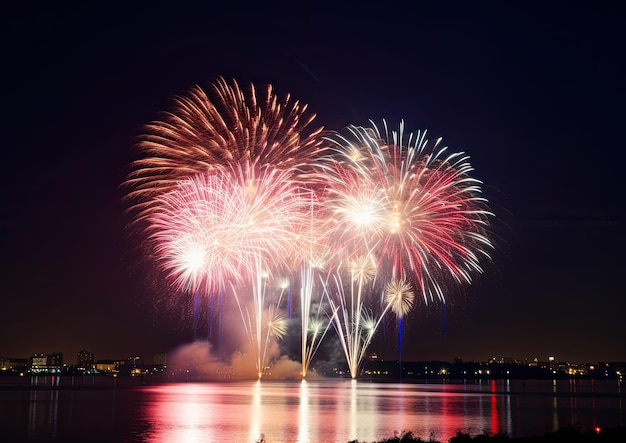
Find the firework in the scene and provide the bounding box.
[299,263,334,378]
[147,162,313,293]
[125,77,327,223]
[293,189,335,378]
[230,258,291,378]
[384,279,415,318]
[322,256,382,379]
[148,162,317,376]
[318,120,494,303]
[126,77,335,377]
[127,74,496,378]
[311,120,493,377]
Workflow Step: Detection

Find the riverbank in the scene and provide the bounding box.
[358,425,626,443]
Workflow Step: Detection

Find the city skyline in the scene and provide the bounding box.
[2,4,624,367]
[3,347,624,372]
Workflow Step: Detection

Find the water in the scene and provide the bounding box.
[1,377,624,442]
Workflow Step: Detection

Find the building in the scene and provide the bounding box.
[30,353,48,372]
[75,350,95,373]
[127,356,143,366]
[95,360,116,372]
[29,352,63,373]
[0,357,29,372]
[48,352,63,369]
[153,353,167,366]
[77,350,94,366]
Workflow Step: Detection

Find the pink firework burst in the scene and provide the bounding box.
[125,77,327,223]
[317,120,494,302]
[147,162,314,293]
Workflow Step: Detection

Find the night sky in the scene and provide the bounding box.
[3,3,624,366]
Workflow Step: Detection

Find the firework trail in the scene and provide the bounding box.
[321,255,379,379]
[324,276,413,379]
[294,190,336,378]
[299,262,334,377]
[231,258,289,378]
[125,76,327,223]
[321,257,414,379]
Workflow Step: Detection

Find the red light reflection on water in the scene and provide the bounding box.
[491,380,499,435]
[5,377,621,441]
[143,383,223,442]
[142,381,302,442]
[432,382,503,440]
[139,380,512,442]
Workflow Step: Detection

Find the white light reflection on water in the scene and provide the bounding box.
[298,380,309,442]
[142,380,514,442]
[349,379,357,438]
[6,378,623,442]
[251,380,262,443]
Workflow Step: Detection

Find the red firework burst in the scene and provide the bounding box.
[317,120,494,302]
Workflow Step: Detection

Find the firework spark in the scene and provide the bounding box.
[384,279,415,318]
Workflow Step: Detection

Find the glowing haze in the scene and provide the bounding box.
[124,78,495,379]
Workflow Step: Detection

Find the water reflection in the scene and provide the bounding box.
[552,379,559,432]
[490,380,498,435]
[27,379,60,441]
[5,378,624,442]
[151,380,519,442]
[298,380,309,442]
[349,379,357,438]
[251,380,262,443]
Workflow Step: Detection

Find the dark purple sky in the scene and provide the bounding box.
[2,3,624,365]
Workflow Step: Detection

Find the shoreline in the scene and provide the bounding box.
[362,425,626,443]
